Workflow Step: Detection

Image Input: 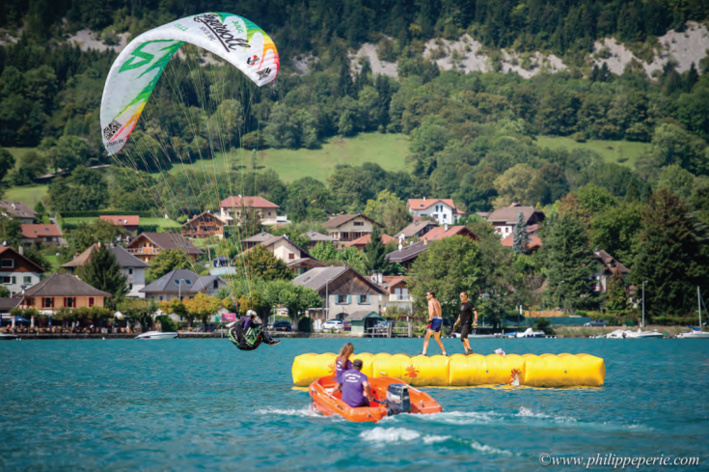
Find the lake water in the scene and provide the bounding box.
[1,337,707,471]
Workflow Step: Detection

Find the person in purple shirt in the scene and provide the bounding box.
[334,342,354,384]
[334,359,373,408]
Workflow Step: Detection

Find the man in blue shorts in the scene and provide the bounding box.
[420,291,447,356]
[335,359,373,407]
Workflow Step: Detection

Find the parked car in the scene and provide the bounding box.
[271,321,292,332]
[584,320,607,327]
[321,319,344,331]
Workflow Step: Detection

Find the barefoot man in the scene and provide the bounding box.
[420,291,447,356]
[454,291,478,355]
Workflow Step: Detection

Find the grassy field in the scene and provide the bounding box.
[169,132,411,183]
[534,136,651,168]
[3,185,48,206]
[61,216,180,229]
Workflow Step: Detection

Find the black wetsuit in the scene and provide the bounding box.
[460,301,475,340]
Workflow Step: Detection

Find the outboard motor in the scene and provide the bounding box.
[385,384,411,416]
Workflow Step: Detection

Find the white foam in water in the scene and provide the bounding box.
[360,427,421,443]
[470,440,513,456]
[257,406,322,418]
[423,434,450,444]
[420,410,500,425]
[517,407,577,423]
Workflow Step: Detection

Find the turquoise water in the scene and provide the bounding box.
[1,337,707,471]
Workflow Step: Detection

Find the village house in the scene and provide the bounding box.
[394,220,438,242]
[99,215,140,234]
[302,231,337,249]
[259,235,325,275]
[499,224,543,253]
[21,273,111,313]
[486,203,546,238]
[371,274,414,314]
[292,266,387,321]
[592,250,629,293]
[181,211,227,239]
[241,231,274,250]
[385,225,478,269]
[344,233,397,252]
[61,243,150,298]
[0,246,45,296]
[322,214,382,246]
[0,201,37,224]
[407,198,463,225]
[125,232,203,264]
[219,196,287,227]
[140,268,227,302]
[20,224,63,246]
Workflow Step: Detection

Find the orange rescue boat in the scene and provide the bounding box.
[309,375,442,423]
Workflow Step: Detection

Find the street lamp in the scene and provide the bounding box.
[641,280,647,327]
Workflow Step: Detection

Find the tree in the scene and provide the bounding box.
[512,210,527,256]
[492,164,546,208]
[234,245,293,282]
[146,250,193,283]
[541,213,598,312]
[264,280,322,328]
[0,215,22,247]
[182,292,222,330]
[58,219,128,263]
[76,244,127,308]
[363,190,411,235]
[604,270,630,322]
[310,241,339,262]
[590,202,643,268]
[409,236,485,320]
[48,166,109,212]
[118,298,159,333]
[364,225,391,275]
[631,189,709,320]
[0,148,15,184]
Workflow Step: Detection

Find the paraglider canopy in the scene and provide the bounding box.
[100,12,279,155]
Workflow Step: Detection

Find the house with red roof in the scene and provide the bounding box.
[486,203,545,238]
[0,246,45,296]
[407,198,463,225]
[386,226,478,269]
[181,211,226,239]
[219,195,286,226]
[499,224,543,253]
[344,233,397,252]
[99,215,140,234]
[20,224,63,246]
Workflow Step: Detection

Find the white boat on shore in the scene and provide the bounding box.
[606,328,664,339]
[676,287,709,339]
[0,332,17,340]
[135,331,178,340]
[507,327,546,338]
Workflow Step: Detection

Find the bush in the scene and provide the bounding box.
[534,317,556,335]
[156,315,178,332]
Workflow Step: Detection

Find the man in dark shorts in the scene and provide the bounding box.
[334,359,373,407]
[454,291,478,355]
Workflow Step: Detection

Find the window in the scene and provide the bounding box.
[88,297,94,307]
[128,268,133,275]
[64,297,75,308]
[43,297,53,308]
[359,295,370,304]
[289,253,295,260]
[1,259,14,268]
[336,295,350,304]
[24,276,32,284]
[129,284,133,290]
[353,221,364,226]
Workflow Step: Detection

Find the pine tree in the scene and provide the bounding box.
[542,213,598,311]
[77,244,127,307]
[604,270,629,322]
[364,226,391,275]
[512,210,527,256]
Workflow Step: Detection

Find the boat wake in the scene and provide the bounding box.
[256,406,324,418]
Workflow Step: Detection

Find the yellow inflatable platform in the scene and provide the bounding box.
[292,352,605,388]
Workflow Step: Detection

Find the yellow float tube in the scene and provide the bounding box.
[292,352,605,388]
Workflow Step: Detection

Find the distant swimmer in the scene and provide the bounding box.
[419,291,447,356]
[454,291,478,355]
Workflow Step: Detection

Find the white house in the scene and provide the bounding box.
[407,198,463,225]
[0,246,45,296]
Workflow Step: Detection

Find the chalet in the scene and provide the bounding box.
[99,215,140,234]
[0,201,36,224]
[394,220,438,241]
[407,198,463,225]
[293,266,387,321]
[323,214,382,246]
[140,268,227,302]
[486,203,545,238]
[125,232,203,264]
[302,231,337,249]
[344,233,397,252]
[386,226,478,269]
[592,250,629,293]
[61,243,151,298]
[375,275,414,314]
[0,297,23,325]
[182,211,226,239]
[241,231,274,250]
[500,224,543,253]
[20,224,63,246]
[0,246,45,296]
[21,273,111,313]
[260,235,325,275]
[220,196,286,226]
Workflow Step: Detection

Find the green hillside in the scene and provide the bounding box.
[3,184,48,206]
[534,136,651,168]
[169,133,411,183]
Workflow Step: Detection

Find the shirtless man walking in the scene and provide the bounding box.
[420,291,447,356]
